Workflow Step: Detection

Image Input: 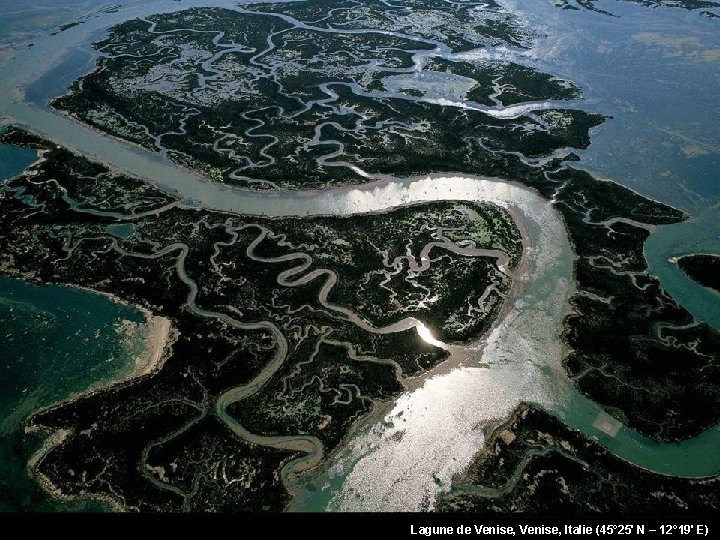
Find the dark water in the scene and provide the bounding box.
[0,145,37,184]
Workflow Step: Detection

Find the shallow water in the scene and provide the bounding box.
[499,0,720,215]
[503,0,720,330]
[0,275,150,511]
[0,144,37,184]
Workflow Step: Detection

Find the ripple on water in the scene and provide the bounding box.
[287,176,573,511]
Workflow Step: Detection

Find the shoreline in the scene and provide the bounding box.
[25,427,126,512]
[0,269,177,393]
[670,252,720,296]
[21,280,178,416]
[672,252,720,262]
[580,168,692,221]
[0,272,178,511]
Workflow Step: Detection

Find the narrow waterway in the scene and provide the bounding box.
[645,206,720,330]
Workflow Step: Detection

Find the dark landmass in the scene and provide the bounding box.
[550,170,720,441]
[0,128,518,510]
[677,254,720,294]
[437,404,720,514]
[51,3,592,189]
[6,111,717,447]
[50,21,82,36]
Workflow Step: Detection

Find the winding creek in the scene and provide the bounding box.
[1,0,720,511]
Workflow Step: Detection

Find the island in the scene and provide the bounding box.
[677,254,720,294]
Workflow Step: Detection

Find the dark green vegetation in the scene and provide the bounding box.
[52,2,591,189]
[437,404,720,513]
[4,0,720,513]
[551,170,720,441]
[0,128,519,510]
[677,254,720,294]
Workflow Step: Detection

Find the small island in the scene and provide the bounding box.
[677,254,720,294]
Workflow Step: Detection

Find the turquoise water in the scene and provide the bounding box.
[0,145,37,183]
[106,223,135,237]
[0,145,147,511]
[645,206,720,330]
[560,387,720,478]
[513,0,720,330]
[0,276,147,511]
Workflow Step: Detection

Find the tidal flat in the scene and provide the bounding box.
[0,0,718,514]
[0,129,524,510]
[0,274,162,511]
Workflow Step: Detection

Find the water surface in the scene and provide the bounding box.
[0,144,37,184]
